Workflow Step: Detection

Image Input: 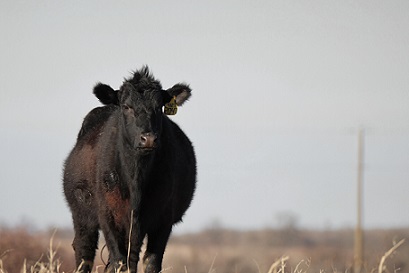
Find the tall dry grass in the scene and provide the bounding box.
[0,227,74,273]
[0,226,407,273]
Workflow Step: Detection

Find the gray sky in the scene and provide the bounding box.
[1,1,408,233]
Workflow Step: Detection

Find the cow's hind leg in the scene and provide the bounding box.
[72,215,99,273]
[72,218,99,272]
[143,226,172,273]
[70,189,100,273]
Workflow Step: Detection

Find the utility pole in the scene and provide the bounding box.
[354,128,364,273]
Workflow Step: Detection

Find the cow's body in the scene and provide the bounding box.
[63,67,196,273]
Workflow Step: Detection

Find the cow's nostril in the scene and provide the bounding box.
[140,135,147,143]
[140,133,157,148]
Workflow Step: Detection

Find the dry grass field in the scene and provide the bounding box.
[0,226,407,273]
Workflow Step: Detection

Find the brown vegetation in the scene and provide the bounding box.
[0,227,75,273]
[166,227,408,273]
[0,226,408,273]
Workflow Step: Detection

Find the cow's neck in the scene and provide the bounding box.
[117,136,156,187]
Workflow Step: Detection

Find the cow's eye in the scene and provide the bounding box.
[122,104,132,111]
[122,104,135,116]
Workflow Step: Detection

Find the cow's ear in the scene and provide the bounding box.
[93,83,119,105]
[166,83,191,106]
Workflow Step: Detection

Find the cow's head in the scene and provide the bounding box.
[93,67,191,152]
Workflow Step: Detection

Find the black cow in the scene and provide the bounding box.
[63,67,196,273]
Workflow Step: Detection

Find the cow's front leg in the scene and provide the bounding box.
[98,203,128,272]
[143,225,172,273]
[100,179,132,272]
[105,261,127,273]
[126,210,145,272]
[100,217,128,273]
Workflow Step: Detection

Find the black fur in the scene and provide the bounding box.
[166,83,191,105]
[63,67,196,273]
[93,83,119,105]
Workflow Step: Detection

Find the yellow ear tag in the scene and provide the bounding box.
[164,96,178,115]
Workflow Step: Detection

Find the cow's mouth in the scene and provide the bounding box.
[137,147,156,152]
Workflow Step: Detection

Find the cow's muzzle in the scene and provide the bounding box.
[138,132,157,149]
